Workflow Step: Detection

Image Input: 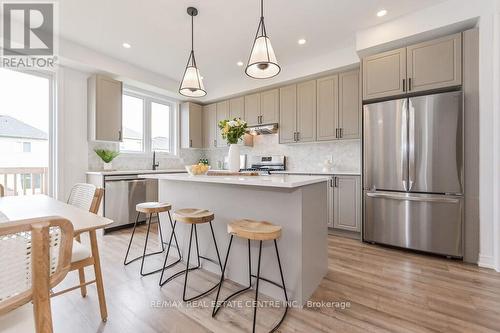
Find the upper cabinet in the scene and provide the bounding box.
[296,80,316,142]
[316,75,339,141]
[338,69,361,139]
[202,104,216,148]
[260,89,279,124]
[180,102,202,148]
[229,97,245,120]
[215,100,229,147]
[362,33,462,101]
[362,48,406,101]
[279,84,297,144]
[88,75,123,142]
[406,33,462,93]
[244,93,261,126]
[316,70,360,141]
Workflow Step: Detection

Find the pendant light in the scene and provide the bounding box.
[245,0,280,79]
[179,7,206,97]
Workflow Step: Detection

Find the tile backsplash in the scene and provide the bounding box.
[201,134,361,172]
[88,141,200,171]
[88,134,360,173]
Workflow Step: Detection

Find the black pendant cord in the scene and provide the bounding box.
[191,13,194,53]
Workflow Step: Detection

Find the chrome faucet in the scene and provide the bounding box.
[152,151,159,170]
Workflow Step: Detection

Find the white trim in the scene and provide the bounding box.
[478,254,496,269]
[120,87,177,155]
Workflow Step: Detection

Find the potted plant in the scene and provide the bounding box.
[218,118,247,172]
[94,149,120,171]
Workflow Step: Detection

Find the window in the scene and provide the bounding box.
[22,142,31,153]
[120,95,144,152]
[119,89,175,154]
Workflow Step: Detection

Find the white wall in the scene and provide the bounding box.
[356,0,500,271]
[55,66,90,201]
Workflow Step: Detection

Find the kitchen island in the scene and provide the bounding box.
[141,173,329,305]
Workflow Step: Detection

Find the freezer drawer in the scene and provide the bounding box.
[363,191,463,257]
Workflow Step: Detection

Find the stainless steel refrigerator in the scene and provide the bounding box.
[363,91,463,257]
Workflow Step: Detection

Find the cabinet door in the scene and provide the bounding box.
[95,75,122,141]
[407,33,462,93]
[279,84,297,144]
[244,93,261,126]
[260,89,279,124]
[229,97,245,120]
[316,75,339,141]
[327,177,334,228]
[216,100,229,147]
[334,176,361,232]
[338,69,361,139]
[362,48,406,100]
[202,104,216,148]
[180,102,202,148]
[296,80,316,142]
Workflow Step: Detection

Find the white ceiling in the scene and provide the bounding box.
[59,0,445,101]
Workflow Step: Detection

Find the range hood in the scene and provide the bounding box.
[245,123,278,135]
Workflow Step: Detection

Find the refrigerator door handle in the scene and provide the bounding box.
[401,99,408,191]
[366,191,461,204]
[408,99,416,191]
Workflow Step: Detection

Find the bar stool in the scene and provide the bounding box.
[124,202,181,276]
[212,219,289,333]
[159,208,223,302]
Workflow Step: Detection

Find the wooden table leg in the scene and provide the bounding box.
[89,230,108,321]
[75,234,87,297]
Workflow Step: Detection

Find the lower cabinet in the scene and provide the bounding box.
[328,175,361,232]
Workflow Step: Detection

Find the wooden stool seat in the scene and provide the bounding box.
[136,202,172,214]
[173,208,214,224]
[228,219,282,241]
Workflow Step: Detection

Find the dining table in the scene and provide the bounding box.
[0,194,113,320]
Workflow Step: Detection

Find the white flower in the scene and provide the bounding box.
[228,120,237,127]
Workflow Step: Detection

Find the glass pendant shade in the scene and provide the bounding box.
[179,53,206,97]
[246,35,280,79]
[245,0,280,79]
[179,7,206,97]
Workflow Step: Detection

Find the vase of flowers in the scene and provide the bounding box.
[94,149,120,171]
[218,118,247,172]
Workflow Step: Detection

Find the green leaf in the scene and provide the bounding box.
[94,149,120,163]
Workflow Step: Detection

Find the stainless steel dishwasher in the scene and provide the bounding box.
[103,174,158,232]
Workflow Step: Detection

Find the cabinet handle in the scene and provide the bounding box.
[335,128,339,139]
[408,78,412,91]
[335,177,339,187]
[329,178,334,187]
[118,130,122,141]
[340,128,343,138]
[402,78,406,92]
[214,139,216,147]
[296,132,300,141]
[190,139,192,148]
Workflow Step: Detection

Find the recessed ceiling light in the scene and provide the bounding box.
[298,38,306,45]
[122,42,131,49]
[237,61,244,67]
[376,9,387,17]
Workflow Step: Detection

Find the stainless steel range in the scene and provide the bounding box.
[242,155,286,174]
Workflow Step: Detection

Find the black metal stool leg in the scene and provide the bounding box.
[252,241,263,333]
[124,211,140,265]
[157,212,165,251]
[270,239,289,332]
[167,211,182,259]
[212,235,233,317]
[213,237,253,317]
[159,220,182,285]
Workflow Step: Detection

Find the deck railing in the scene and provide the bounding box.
[0,167,49,196]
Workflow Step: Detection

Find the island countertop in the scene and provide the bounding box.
[140,173,329,188]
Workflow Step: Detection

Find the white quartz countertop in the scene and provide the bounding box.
[270,170,361,176]
[86,169,186,176]
[140,173,330,188]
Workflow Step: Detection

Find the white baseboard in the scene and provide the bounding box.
[478,254,498,270]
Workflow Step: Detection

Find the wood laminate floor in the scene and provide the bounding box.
[51,225,500,333]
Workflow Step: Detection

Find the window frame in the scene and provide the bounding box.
[120,87,177,156]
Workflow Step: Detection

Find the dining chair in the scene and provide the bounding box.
[50,183,107,321]
[0,216,74,333]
